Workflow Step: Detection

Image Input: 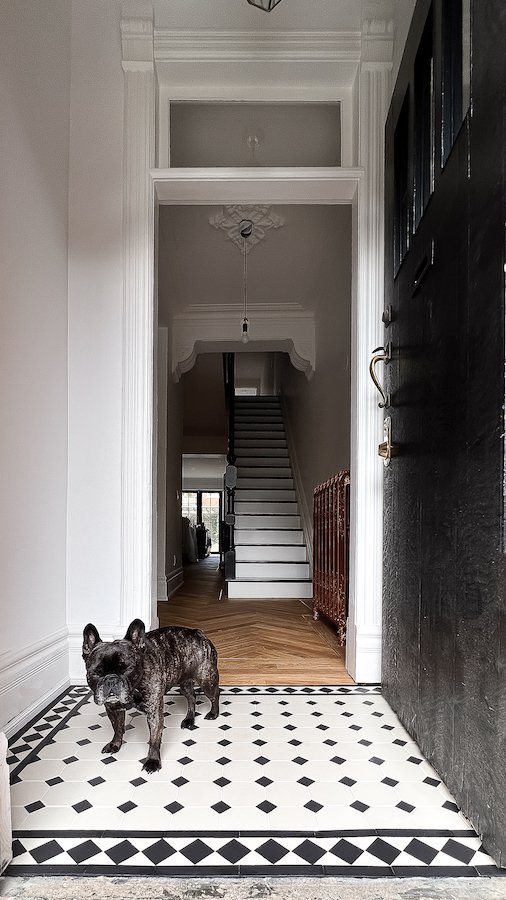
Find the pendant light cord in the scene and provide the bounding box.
[243,236,248,323]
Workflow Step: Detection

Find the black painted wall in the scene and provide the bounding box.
[383,0,506,865]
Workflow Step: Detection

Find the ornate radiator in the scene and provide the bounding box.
[313,471,350,645]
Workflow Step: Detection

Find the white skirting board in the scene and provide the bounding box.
[0,732,12,873]
[167,565,184,599]
[0,627,69,735]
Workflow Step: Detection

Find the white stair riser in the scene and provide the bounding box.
[235,529,304,545]
[237,478,294,489]
[236,562,311,578]
[235,545,307,562]
[236,465,292,475]
[235,514,301,528]
[235,489,296,501]
[236,449,288,458]
[235,501,298,515]
[228,581,313,599]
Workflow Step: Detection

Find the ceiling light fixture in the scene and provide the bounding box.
[240,219,253,343]
[247,0,284,11]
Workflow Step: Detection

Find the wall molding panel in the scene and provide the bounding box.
[0,628,69,735]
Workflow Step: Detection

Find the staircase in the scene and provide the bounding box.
[228,395,313,599]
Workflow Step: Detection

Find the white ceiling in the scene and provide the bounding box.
[153,0,366,33]
[158,203,352,323]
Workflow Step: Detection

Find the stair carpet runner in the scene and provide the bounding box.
[228,396,312,599]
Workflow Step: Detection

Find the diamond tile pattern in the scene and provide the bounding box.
[6,684,498,875]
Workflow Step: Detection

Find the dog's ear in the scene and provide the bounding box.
[125,618,146,650]
[82,623,102,659]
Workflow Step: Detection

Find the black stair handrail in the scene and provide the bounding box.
[223,353,237,580]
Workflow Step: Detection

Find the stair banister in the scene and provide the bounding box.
[223,353,236,579]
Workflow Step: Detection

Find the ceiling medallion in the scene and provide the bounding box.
[209,205,285,254]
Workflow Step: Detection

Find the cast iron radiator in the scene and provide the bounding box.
[312,471,350,645]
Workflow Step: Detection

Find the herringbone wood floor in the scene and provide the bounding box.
[158,556,353,685]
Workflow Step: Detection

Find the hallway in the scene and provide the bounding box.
[158,557,352,685]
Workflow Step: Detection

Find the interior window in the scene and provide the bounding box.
[442,0,472,165]
[414,8,434,229]
[394,91,411,274]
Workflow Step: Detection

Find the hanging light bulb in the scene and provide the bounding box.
[239,219,253,344]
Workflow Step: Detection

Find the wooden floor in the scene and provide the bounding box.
[158,556,353,685]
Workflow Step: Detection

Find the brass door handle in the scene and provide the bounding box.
[369,344,391,409]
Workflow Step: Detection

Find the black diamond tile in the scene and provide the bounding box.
[214,776,231,788]
[73,799,92,813]
[119,801,137,813]
[324,738,337,746]
[165,801,183,814]
[212,801,231,814]
[257,800,276,813]
[340,776,356,787]
[292,756,308,765]
[349,724,362,731]
[382,724,395,731]
[12,840,26,859]
[305,800,323,812]
[219,724,231,731]
[177,756,193,765]
[311,711,323,717]
[101,756,117,765]
[288,739,302,746]
[88,724,101,731]
[396,800,415,813]
[382,776,399,787]
[342,711,353,718]
[30,840,64,864]
[350,800,369,812]
[252,724,264,731]
[316,724,330,731]
[46,776,64,786]
[222,711,232,717]
[218,840,250,864]
[172,776,189,788]
[368,837,401,865]
[443,800,460,812]
[298,776,314,787]
[424,776,441,787]
[393,738,407,746]
[143,840,176,864]
[369,756,385,765]
[257,839,289,863]
[358,739,372,746]
[253,739,267,746]
[252,711,262,717]
[330,839,363,864]
[25,801,45,813]
[256,775,273,787]
[284,724,296,731]
[63,756,78,765]
[131,777,147,787]
[441,839,474,864]
[404,838,439,865]
[183,739,196,747]
[106,840,138,863]
[407,755,423,764]
[180,839,213,863]
[77,739,91,746]
[330,755,346,765]
[218,739,232,746]
[68,840,101,863]
[216,756,231,765]
[294,839,326,864]
[88,776,105,787]
[254,755,269,765]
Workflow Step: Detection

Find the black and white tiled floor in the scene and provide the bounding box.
[6,685,499,877]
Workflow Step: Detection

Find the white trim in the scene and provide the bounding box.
[346,623,382,684]
[2,678,70,741]
[282,398,313,571]
[154,30,363,62]
[167,565,184,599]
[0,628,69,733]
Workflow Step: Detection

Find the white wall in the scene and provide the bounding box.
[279,206,352,551]
[0,1,71,730]
[236,352,275,396]
[66,0,125,677]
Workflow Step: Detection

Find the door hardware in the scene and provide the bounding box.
[378,416,399,466]
[412,239,435,296]
[382,305,393,327]
[369,343,391,409]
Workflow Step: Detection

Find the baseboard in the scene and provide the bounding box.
[0,627,69,735]
[167,565,184,599]
[281,398,313,570]
[0,732,12,873]
[345,622,382,684]
[157,574,168,601]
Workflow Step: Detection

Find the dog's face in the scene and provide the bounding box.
[82,619,146,708]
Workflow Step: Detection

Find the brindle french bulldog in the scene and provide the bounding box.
[82,619,219,773]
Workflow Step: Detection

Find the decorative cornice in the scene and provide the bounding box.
[361,18,394,66]
[154,30,362,62]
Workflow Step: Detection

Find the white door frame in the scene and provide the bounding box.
[120,18,391,683]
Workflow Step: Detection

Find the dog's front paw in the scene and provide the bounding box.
[181,717,197,730]
[142,757,161,774]
[205,711,219,720]
[102,741,121,754]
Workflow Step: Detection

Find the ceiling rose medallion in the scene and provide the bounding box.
[209,205,285,253]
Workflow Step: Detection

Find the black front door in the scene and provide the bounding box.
[383,0,506,865]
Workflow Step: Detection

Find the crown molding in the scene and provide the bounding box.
[154,30,362,62]
[121,16,154,71]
